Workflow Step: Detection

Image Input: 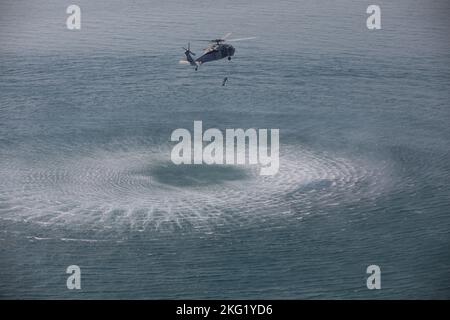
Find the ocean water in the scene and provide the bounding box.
[0,0,449,299]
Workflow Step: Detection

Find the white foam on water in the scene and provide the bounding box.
[0,142,391,232]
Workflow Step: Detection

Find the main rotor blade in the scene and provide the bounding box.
[222,32,232,40]
[227,37,257,42]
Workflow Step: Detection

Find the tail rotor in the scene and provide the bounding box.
[182,42,195,56]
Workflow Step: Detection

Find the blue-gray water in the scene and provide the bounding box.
[1,0,449,298]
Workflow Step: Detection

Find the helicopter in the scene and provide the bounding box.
[179,33,256,71]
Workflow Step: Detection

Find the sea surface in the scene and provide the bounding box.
[0,0,449,298]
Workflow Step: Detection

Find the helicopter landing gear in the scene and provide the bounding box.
[228,56,231,61]
[195,66,198,71]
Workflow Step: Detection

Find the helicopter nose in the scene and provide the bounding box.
[230,47,235,56]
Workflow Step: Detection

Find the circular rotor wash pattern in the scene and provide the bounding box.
[0,142,390,232]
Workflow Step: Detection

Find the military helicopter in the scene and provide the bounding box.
[179,33,256,71]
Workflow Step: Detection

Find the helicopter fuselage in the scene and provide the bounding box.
[195,43,235,65]
[181,34,255,70]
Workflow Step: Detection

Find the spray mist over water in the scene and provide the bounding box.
[0,139,391,234]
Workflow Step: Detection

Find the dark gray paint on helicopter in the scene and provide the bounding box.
[180,34,255,71]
